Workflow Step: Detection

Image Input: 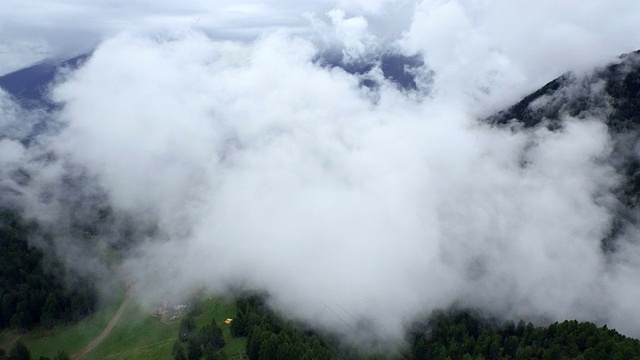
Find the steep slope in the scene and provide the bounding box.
[0,55,88,110]
[488,50,640,252]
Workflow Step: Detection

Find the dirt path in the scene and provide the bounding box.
[72,286,132,360]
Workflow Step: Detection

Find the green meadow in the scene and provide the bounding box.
[1,293,245,360]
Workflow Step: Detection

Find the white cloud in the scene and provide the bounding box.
[0,38,53,75]
[4,0,640,345]
[47,26,634,341]
[402,0,640,112]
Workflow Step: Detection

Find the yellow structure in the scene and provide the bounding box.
[224,318,233,325]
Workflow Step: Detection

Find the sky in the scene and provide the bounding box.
[2,0,640,346]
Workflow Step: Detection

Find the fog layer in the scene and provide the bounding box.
[3,0,640,343]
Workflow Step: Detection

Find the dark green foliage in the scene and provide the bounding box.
[0,349,6,360]
[230,294,265,337]
[232,294,333,360]
[8,341,30,360]
[175,314,225,359]
[186,337,201,360]
[410,310,640,360]
[198,318,225,350]
[179,314,197,342]
[188,297,204,317]
[0,209,97,331]
[258,333,278,360]
[202,344,224,360]
[172,340,186,360]
[234,296,639,360]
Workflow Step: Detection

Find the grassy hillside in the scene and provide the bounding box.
[0,292,246,360]
[0,284,125,358]
[86,296,245,360]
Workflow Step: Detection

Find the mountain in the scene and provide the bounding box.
[0,50,424,108]
[488,51,640,132]
[3,50,639,252]
[488,50,640,252]
[0,54,88,110]
[315,50,427,90]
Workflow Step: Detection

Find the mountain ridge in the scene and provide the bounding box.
[488,50,640,253]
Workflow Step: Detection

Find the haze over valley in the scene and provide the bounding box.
[2,1,640,358]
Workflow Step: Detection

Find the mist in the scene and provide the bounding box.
[3,0,640,345]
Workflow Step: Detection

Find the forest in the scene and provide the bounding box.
[0,209,97,331]
[220,295,640,359]
[408,310,640,360]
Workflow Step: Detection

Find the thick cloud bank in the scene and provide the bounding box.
[4,0,640,344]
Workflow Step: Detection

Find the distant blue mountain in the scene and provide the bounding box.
[0,55,89,143]
[0,54,89,110]
[0,49,425,110]
[315,50,428,90]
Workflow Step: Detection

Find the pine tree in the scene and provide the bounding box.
[8,341,31,360]
[187,337,202,360]
[172,340,187,360]
[179,315,197,342]
[258,334,278,360]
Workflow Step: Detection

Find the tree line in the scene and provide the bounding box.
[228,294,640,360]
[230,294,336,360]
[0,341,69,360]
[0,209,97,331]
[409,310,640,360]
[171,298,226,360]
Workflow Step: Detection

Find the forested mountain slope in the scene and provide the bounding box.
[488,50,640,251]
[0,209,97,331]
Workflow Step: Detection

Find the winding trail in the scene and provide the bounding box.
[72,286,132,360]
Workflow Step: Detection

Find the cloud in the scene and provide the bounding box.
[48,32,630,342]
[0,38,53,75]
[402,0,640,113]
[0,0,338,68]
[4,0,640,345]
